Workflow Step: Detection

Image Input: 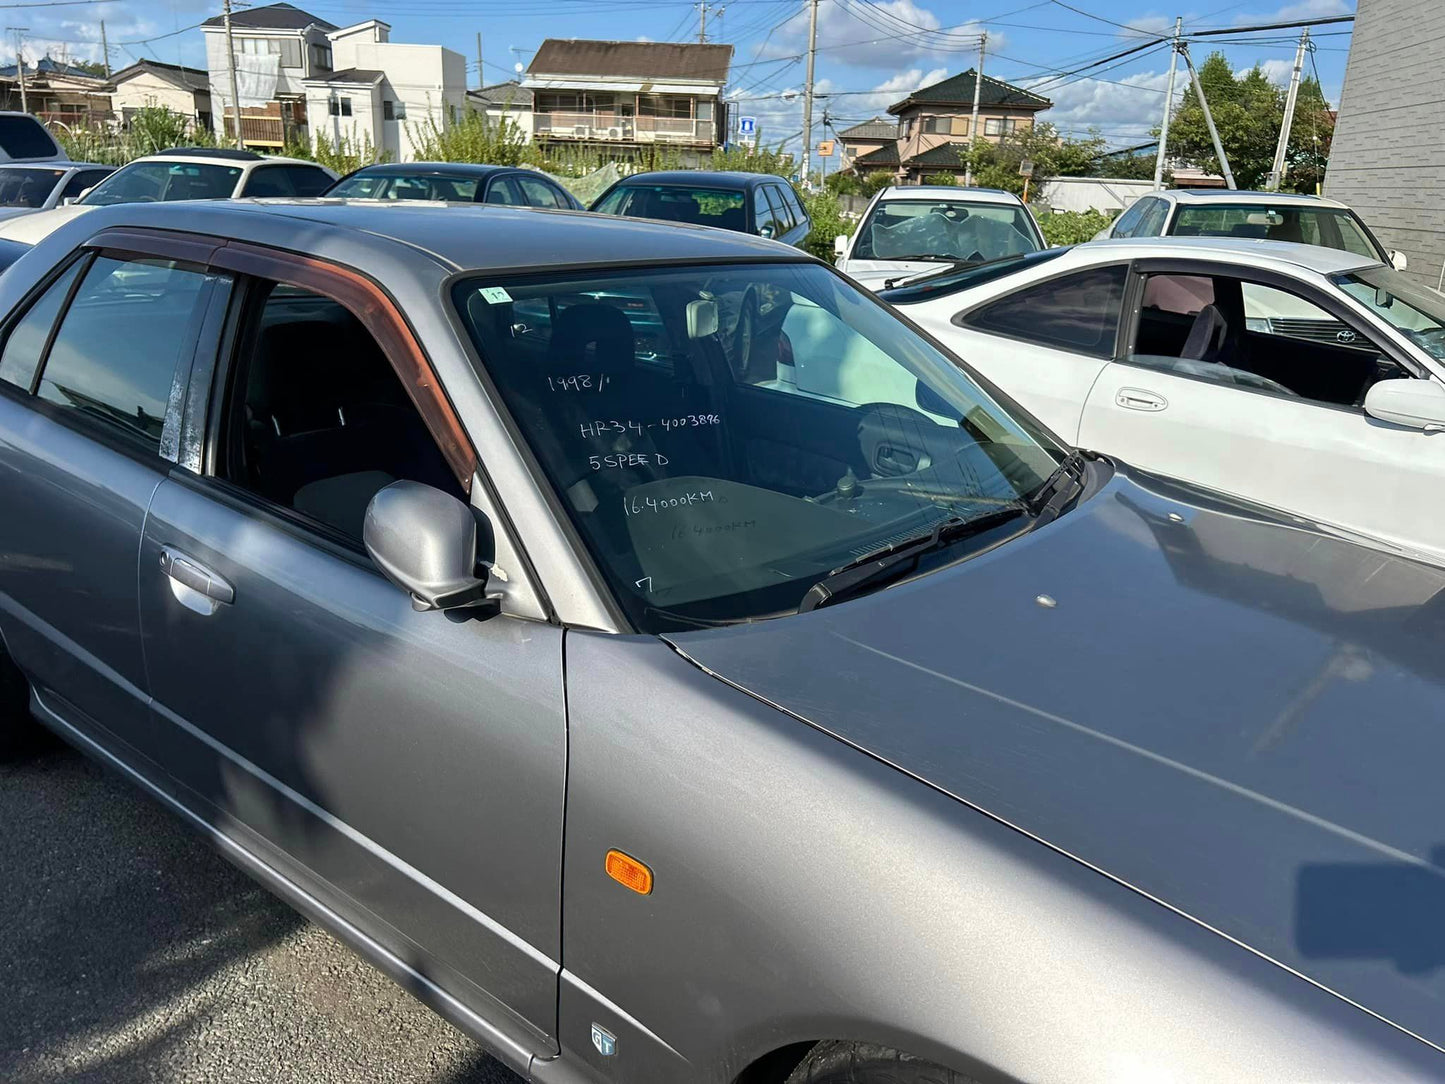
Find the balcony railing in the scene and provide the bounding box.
[535,111,710,144]
[223,113,286,147]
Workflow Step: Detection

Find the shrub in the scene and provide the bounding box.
[800,190,852,261]
[1037,208,1117,247]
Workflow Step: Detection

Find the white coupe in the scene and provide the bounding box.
[884,237,1445,563]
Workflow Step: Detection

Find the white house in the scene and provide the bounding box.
[467,80,533,140]
[201,1,339,147]
[301,20,467,162]
[109,60,212,132]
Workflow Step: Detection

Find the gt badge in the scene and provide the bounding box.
[591,1023,617,1057]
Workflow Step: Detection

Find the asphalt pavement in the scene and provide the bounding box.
[0,734,527,1084]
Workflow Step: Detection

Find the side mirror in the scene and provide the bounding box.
[1364,377,1445,431]
[1390,249,1408,272]
[833,234,848,257]
[78,186,93,201]
[61,195,78,206]
[363,480,495,611]
[758,223,775,239]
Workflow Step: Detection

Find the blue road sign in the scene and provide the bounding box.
[738,116,757,136]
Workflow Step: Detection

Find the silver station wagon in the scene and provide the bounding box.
[0,200,1443,1084]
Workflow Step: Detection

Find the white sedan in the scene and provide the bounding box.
[885,237,1445,562]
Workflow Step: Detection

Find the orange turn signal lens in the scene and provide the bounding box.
[605,849,653,895]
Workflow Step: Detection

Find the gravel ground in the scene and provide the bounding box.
[0,735,526,1084]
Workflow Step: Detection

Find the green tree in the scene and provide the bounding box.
[1164,50,1332,192]
[964,122,1108,199]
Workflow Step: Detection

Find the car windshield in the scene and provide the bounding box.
[1336,267,1445,361]
[81,162,243,206]
[851,198,1040,263]
[1171,203,1383,260]
[591,185,747,230]
[0,167,63,207]
[454,261,1063,630]
[327,171,481,201]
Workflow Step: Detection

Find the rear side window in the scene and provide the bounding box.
[34,256,213,451]
[0,115,59,160]
[0,258,82,391]
[964,265,1127,358]
[241,166,293,197]
[284,165,334,196]
[1135,197,1168,237]
[485,176,524,205]
[781,184,808,225]
[753,187,781,237]
[1110,199,1149,239]
[765,185,794,231]
[516,174,565,208]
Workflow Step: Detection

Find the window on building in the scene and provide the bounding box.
[638,95,693,119]
[383,100,395,121]
[236,36,301,69]
[310,43,332,71]
[34,255,214,451]
[329,96,352,117]
[951,117,969,136]
[921,116,951,135]
[964,265,1127,358]
[394,100,406,119]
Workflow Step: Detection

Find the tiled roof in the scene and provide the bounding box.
[889,69,1050,114]
[468,80,534,107]
[528,39,732,83]
[838,117,898,141]
[853,143,900,167]
[902,142,969,168]
[202,3,337,31]
[111,59,209,93]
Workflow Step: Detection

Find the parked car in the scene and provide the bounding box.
[590,170,811,247]
[0,162,113,223]
[325,162,583,209]
[834,185,1044,290]
[0,111,68,163]
[1097,187,1407,269]
[3,201,1445,1084]
[0,148,337,244]
[884,236,1445,563]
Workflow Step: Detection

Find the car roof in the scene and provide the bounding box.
[1163,187,1349,210]
[129,152,321,169]
[1084,234,1382,273]
[62,199,809,272]
[0,161,106,171]
[346,162,514,177]
[878,185,1021,204]
[612,170,783,189]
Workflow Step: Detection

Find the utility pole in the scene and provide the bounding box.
[8,28,28,114]
[1152,16,1181,191]
[475,31,483,90]
[696,1,708,42]
[800,0,819,187]
[99,19,110,78]
[820,105,829,185]
[964,32,985,187]
[1267,27,1309,191]
[1180,43,1235,189]
[222,0,244,148]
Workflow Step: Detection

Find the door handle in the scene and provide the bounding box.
[1116,387,1167,412]
[159,548,235,605]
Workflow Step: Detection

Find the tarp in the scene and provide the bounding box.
[234,54,279,108]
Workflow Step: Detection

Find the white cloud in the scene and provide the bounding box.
[733,67,950,153]
[1234,0,1352,22]
[758,0,1000,71]
[1032,68,1174,144]
[1258,57,1296,83]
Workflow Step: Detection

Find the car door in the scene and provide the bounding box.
[1079,261,1445,558]
[132,239,567,1048]
[483,174,526,205]
[940,262,1129,442]
[0,236,221,751]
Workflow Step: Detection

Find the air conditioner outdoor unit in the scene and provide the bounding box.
[606,126,622,138]
[573,124,588,136]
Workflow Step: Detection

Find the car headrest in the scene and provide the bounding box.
[546,303,636,374]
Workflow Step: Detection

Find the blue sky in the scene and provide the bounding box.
[9,0,1354,150]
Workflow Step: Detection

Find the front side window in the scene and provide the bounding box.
[1109,198,1149,239]
[34,256,213,450]
[1129,271,1394,406]
[852,198,1040,263]
[81,162,243,205]
[240,166,294,198]
[1134,197,1169,237]
[1171,203,1384,260]
[0,167,65,208]
[965,265,1126,357]
[484,176,525,205]
[454,262,1061,629]
[283,165,334,197]
[592,184,748,232]
[764,185,794,231]
[218,282,462,542]
[517,174,565,209]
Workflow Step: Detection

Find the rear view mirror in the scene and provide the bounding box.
[1390,249,1408,272]
[364,481,495,611]
[833,234,848,257]
[686,298,719,339]
[1364,378,1445,431]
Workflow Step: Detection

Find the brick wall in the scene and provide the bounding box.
[1325,0,1445,288]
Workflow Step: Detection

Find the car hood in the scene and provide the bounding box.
[0,202,91,244]
[841,258,947,291]
[666,465,1445,1049]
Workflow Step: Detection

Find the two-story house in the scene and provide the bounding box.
[301,20,466,162]
[201,2,339,147]
[523,40,731,164]
[852,70,1051,184]
[202,3,465,159]
[836,117,899,172]
[109,60,212,133]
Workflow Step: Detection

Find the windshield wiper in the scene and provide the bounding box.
[798,506,1027,613]
[1026,450,1089,529]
